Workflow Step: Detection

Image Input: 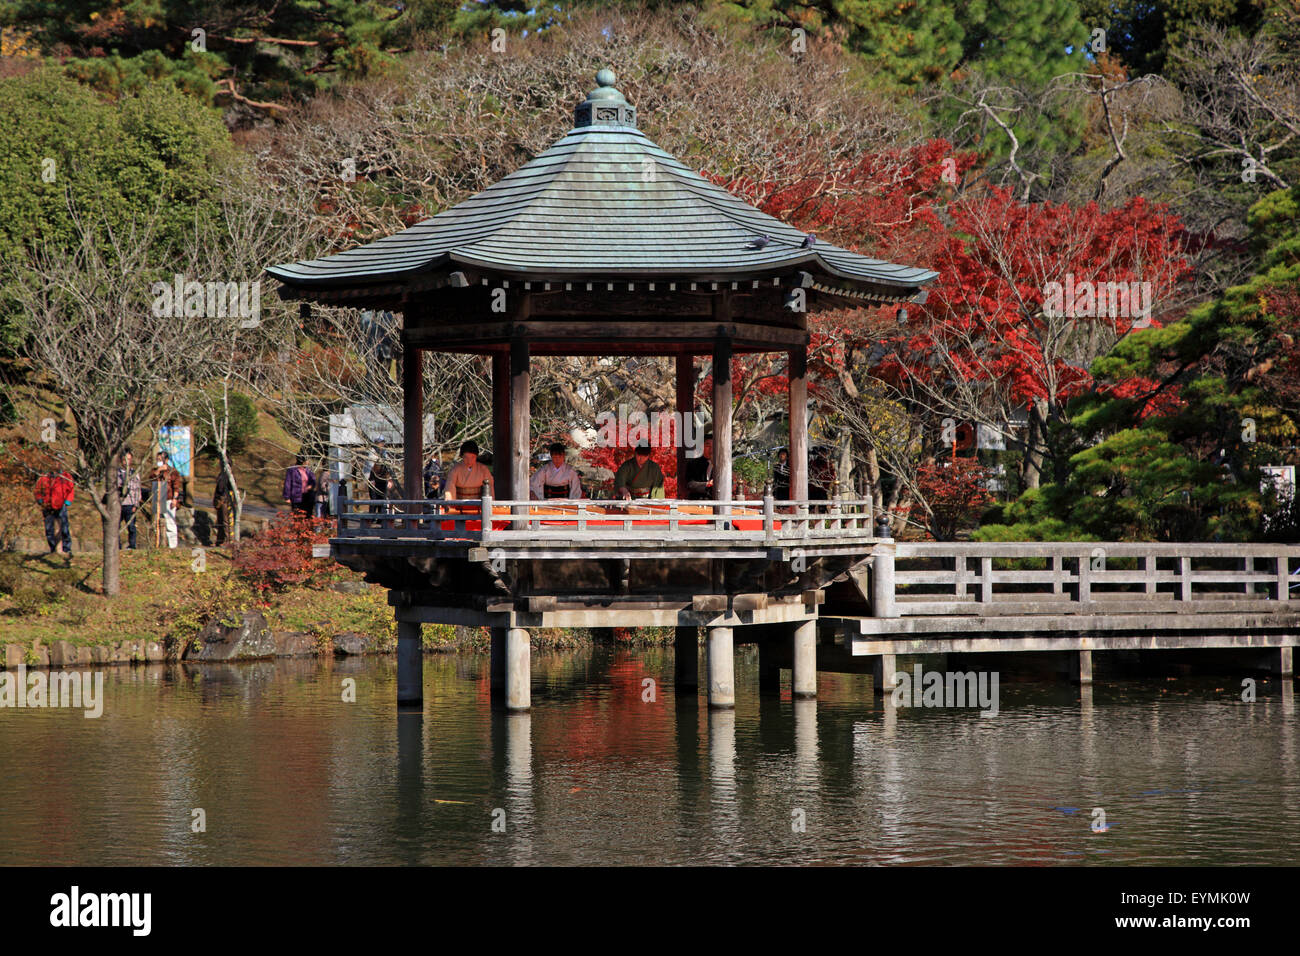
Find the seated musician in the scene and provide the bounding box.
[613,442,665,500]
[443,440,494,506]
[684,432,714,500]
[530,442,582,501]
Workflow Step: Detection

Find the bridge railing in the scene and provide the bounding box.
[335,494,876,545]
[886,541,1300,615]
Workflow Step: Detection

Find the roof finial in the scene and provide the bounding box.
[574,67,636,129]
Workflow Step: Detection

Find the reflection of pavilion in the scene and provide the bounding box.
[269,69,934,712]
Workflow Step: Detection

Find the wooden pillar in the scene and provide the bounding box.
[402,340,422,509]
[788,344,808,502]
[676,353,694,498]
[712,334,732,503]
[492,352,510,499]
[510,337,530,516]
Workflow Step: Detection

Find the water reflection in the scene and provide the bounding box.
[0,650,1297,865]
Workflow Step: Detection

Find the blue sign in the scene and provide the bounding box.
[159,426,192,478]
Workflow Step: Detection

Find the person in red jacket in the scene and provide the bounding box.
[33,470,75,555]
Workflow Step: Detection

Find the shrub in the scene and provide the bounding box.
[8,583,45,616]
[164,573,254,647]
[232,512,336,594]
[0,554,22,595]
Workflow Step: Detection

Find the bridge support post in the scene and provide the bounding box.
[1281,646,1294,678]
[707,626,735,708]
[674,626,699,690]
[873,541,897,618]
[759,644,782,695]
[490,627,505,703]
[1074,649,1094,685]
[506,627,531,711]
[872,653,897,696]
[792,619,817,698]
[397,620,423,708]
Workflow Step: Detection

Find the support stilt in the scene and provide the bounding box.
[674,625,699,690]
[872,653,897,696]
[707,626,735,708]
[506,626,531,711]
[1075,649,1094,685]
[792,619,817,698]
[759,644,781,695]
[397,620,423,708]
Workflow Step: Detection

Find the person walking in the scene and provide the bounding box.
[314,463,333,519]
[34,469,75,555]
[213,467,235,545]
[283,454,317,516]
[117,451,142,550]
[149,451,182,548]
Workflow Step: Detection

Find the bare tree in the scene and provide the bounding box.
[8,208,198,595]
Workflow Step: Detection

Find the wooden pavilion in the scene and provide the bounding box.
[269,69,936,712]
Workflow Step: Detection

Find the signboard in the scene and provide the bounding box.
[158,426,192,478]
[1261,465,1295,499]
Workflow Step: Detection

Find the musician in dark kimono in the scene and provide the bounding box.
[529,442,582,500]
[612,442,665,499]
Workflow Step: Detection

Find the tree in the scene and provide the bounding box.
[979,182,1300,541]
[882,187,1193,491]
[7,209,202,595]
[0,67,230,351]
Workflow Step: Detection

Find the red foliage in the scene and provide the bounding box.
[233,512,336,594]
[908,457,993,541]
[880,189,1193,409]
[580,437,680,498]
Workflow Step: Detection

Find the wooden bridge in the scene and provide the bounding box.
[826,541,1299,689]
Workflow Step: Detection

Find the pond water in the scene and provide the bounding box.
[1,648,1296,865]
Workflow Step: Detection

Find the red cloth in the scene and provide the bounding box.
[34,472,75,510]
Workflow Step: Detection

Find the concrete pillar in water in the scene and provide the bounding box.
[1075,649,1094,685]
[674,626,699,690]
[758,643,782,695]
[397,620,423,708]
[872,652,897,696]
[490,626,506,704]
[707,626,735,708]
[792,619,817,698]
[505,627,530,711]
[1280,645,1294,677]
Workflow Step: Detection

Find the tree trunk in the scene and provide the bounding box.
[864,445,883,512]
[1021,401,1048,490]
[102,457,121,597]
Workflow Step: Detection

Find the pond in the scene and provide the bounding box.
[0,647,1295,865]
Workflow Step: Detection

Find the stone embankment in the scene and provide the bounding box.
[1,610,382,669]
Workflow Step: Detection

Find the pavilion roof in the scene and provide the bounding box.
[268,71,937,303]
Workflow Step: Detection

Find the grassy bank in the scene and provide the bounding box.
[0,547,679,656]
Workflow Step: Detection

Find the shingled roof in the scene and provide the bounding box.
[268,70,937,302]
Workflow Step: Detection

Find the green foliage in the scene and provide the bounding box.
[5,0,465,115]
[0,67,231,349]
[190,390,260,458]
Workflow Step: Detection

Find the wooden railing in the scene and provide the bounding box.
[336,493,876,545]
[886,541,1300,616]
